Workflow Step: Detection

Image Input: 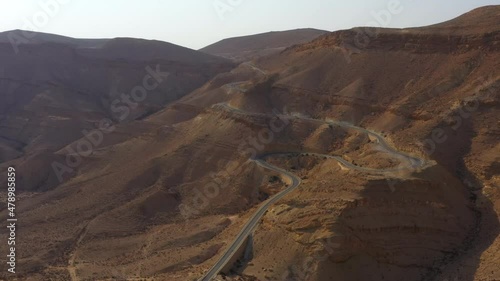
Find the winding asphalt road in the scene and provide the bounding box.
[199,102,426,281]
[199,158,300,281]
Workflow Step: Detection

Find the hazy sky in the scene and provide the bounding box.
[0,0,498,49]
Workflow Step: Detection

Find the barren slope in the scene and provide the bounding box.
[0,32,233,191]
[0,6,498,281]
[200,28,328,62]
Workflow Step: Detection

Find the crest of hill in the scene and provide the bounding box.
[0,30,234,168]
[0,29,108,48]
[285,5,500,54]
[418,5,500,34]
[200,28,328,61]
[78,37,231,63]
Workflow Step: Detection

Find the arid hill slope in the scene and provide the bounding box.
[200,28,328,62]
[236,5,499,281]
[0,32,233,191]
[0,30,109,48]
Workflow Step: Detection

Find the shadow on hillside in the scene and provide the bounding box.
[426,117,499,281]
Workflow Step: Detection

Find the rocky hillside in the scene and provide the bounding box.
[0,32,234,191]
[200,28,328,62]
[238,5,499,281]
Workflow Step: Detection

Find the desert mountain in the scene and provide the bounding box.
[0,29,109,48]
[229,5,499,280]
[200,28,328,62]
[0,31,234,190]
[0,5,498,281]
[421,4,500,33]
